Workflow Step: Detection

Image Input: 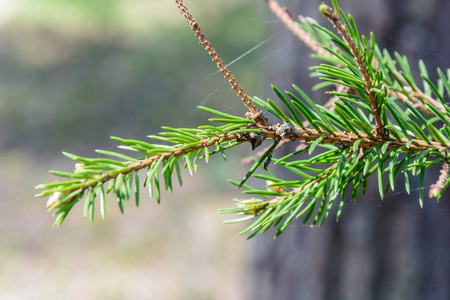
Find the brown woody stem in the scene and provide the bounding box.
[175,0,268,125]
[266,0,330,57]
[429,148,450,198]
[429,162,449,198]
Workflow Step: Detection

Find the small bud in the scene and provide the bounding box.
[430,188,441,199]
[47,192,62,208]
[267,180,282,193]
[237,198,265,215]
[319,4,333,17]
[75,163,85,172]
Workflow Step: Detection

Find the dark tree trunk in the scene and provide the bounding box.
[251,1,450,299]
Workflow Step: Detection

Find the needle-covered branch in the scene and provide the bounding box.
[37,107,259,226]
[267,0,450,129]
[37,0,450,237]
[319,3,386,139]
[38,83,450,227]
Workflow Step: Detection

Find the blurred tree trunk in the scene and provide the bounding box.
[251,1,450,299]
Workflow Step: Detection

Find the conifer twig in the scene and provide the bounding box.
[242,153,349,215]
[387,70,448,118]
[47,122,446,210]
[255,123,447,153]
[265,1,385,138]
[46,133,240,208]
[265,0,330,57]
[429,148,450,198]
[429,163,449,198]
[280,9,445,123]
[265,0,446,127]
[175,0,268,125]
[39,0,450,231]
[319,4,386,139]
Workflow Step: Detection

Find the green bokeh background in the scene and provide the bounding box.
[0,1,273,298]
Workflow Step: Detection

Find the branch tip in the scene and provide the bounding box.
[319,4,333,18]
[429,161,449,199]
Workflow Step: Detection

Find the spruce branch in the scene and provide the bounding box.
[36,0,450,237]
[266,0,447,123]
[319,3,386,139]
[239,156,346,216]
[44,133,241,209]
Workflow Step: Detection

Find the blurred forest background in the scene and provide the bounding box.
[0,0,270,299]
[2,0,450,299]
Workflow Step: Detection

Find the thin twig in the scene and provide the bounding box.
[244,122,449,167]
[386,70,448,120]
[429,148,450,198]
[320,4,386,139]
[265,0,330,57]
[175,0,268,125]
[244,153,349,215]
[429,162,449,198]
[258,124,448,153]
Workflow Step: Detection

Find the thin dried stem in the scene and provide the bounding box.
[429,148,450,198]
[175,0,268,125]
[265,0,330,57]
[320,4,386,139]
[386,70,448,119]
[429,162,449,198]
